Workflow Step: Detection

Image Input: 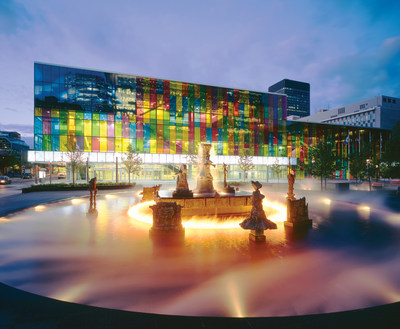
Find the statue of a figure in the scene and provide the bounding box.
[173,164,193,198]
[88,177,98,215]
[176,164,189,191]
[240,181,277,230]
[223,163,228,187]
[287,170,295,200]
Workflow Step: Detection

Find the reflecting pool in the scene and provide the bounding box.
[0,190,399,317]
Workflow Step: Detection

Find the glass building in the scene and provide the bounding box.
[268,79,310,117]
[29,63,388,181]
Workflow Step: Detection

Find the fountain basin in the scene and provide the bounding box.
[158,194,252,217]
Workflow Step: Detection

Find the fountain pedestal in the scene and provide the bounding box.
[140,185,161,202]
[249,229,266,242]
[284,197,312,228]
[150,202,184,236]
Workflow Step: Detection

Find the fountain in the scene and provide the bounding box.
[0,188,398,320]
[157,143,252,217]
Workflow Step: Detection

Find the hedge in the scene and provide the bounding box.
[22,183,135,193]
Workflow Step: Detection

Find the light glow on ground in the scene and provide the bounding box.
[127,197,286,229]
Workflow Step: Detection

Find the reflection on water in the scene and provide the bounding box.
[0,193,399,317]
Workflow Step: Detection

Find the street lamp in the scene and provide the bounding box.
[366,159,371,191]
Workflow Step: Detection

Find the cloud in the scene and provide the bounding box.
[312,36,400,110]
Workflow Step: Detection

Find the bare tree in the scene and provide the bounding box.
[65,145,85,185]
[270,159,282,183]
[238,150,255,182]
[122,145,143,184]
[185,142,199,179]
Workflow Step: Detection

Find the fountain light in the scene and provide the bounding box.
[71,198,84,205]
[127,197,287,229]
[357,204,371,220]
[227,279,245,318]
[321,198,331,206]
[105,194,117,199]
[34,205,46,212]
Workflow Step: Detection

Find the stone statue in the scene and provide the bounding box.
[196,144,216,195]
[172,164,193,198]
[176,164,189,191]
[240,181,277,241]
[222,163,235,194]
[287,170,295,200]
[88,177,98,216]
[140,185,161,201]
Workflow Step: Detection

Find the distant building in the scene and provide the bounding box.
[298,96,400,130]
[0,131,30,162]
[268,79,310,117]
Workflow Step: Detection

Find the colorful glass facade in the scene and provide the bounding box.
[33,63,389,179]
[34,63,287,157]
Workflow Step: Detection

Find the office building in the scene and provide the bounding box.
[0,131,29,160]
[298,96,400,130]
[268,79,310,117]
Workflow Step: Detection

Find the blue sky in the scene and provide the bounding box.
[1,0,399,144]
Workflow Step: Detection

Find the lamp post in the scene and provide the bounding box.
[367,159,371,191]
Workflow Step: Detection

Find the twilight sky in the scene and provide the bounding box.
[1,0,399,145]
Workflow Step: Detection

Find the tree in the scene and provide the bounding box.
[185,142,199,179]
[310,139,343,191]
[65,145,85,185]
[238,150,255,182]
[349,151,368,182]
[122,145,143,183]
[270,159,282,183]
[381,121,400,178]
[0,153,19,175]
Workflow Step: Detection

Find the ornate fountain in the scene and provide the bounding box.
[156,143,252,217]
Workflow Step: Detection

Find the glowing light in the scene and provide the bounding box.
[384,214,400,227]
[127,197,286,229]
[321,198,331,206]
[357,204,371,220]
[105,194,117,199]
[34,205,46,212]
[227,279,245,317]
[127,201,154,226]
[184,217,241,229]
[262,198,287,222]
[71,198,84,205]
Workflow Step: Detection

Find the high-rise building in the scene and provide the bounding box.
[0,131,29,161]
[268,79,310,117]
[297,96,400,130]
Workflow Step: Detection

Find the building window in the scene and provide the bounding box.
[338,107,345,114]
[383,97,387,102]
[388,99,392,103]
